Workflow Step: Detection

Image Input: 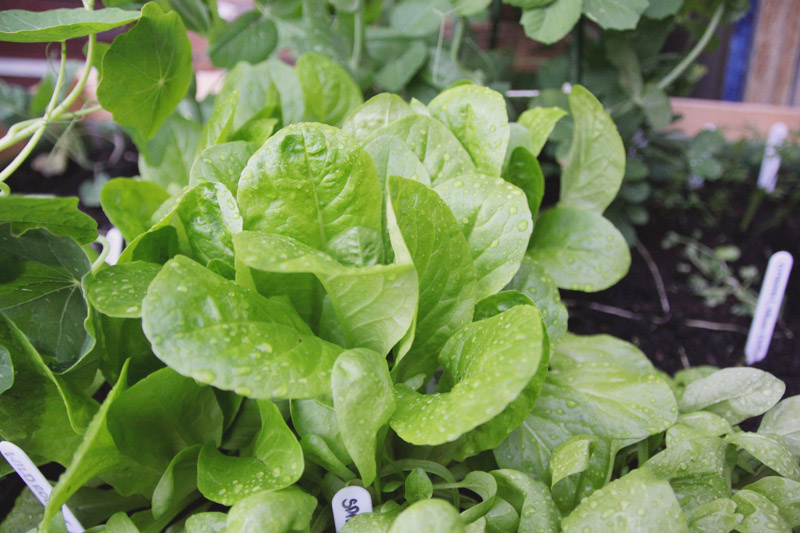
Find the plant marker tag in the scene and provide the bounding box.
[332,486,372,531]
[0,441,85,533]
[105,227,123,265]
[745,251,793,364]
[757,122,788,193]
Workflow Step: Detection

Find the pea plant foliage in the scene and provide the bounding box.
[0,12,798,533]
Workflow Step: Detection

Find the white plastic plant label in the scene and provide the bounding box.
[0,441,84,533]
[332,485,373,531]
[105,227,124,265]
[757,122,788,193]
[745,251,793,364]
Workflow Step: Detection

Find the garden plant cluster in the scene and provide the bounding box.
[0,1,798,532]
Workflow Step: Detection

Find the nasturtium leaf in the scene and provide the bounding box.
[190,141,256,198]
[505,257,567,343]
[296,52,363,127]
[520,0,581,45]
[238,123,382,265]
[559,85,625,213]
[137,114,202,195]
[435,173,532,300]
[685,498,742,533]
[583,0,649,30]
[504,147,545,220]
[517,107,568,157]
[528,207,630,292]
[226,487,316,533]
[644,0,683,19]
[152,444,201,519]
[388,0,453,37]
[405,468,434,503]
[562,469,687,532]
[553,333,656,375]
[678,368,785,425]
[234,232,416,356]
[84,262,161,319]
[185,512,228,533]
[370,114,476,184]
[375,41,428,93]
[388,498,466,533]
[732,490,792,533]
[107,367,224,472]
[390,305,546,446]
[743,477,800,527]
[142,256,341,399]
[453,0,493,15]
[0,225,92,370]
[0,315,82,467]
[208,12,277,69]
[0,196,97,244]
[759,396,800,455]
[0,7,139,43]
[198,401,303,505]
[98,3,193,140]
[492,469,560,533]
[0,345,12,394]
[639,83,672,130]
[725,432,800,481]
[364,135,432,190]
[342,93,414,141]
[100,178,170,243]
[387,177,476,380]
[428,84,510,176]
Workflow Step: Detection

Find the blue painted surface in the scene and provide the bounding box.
[722,1,758,101]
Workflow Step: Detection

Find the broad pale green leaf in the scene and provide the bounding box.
[186,513,228,533]
[98,3,193,139]
[473,291,534,321]
[678,368,785,425]
[639,83,672,130]
[390,306,546,445]
[0,345,11,394]
[553,333,656,375]
[517,107,568,157]
[197,89,238,154]
[583,0,649,30]
[685,499,742,533]
[190,141,256,197]
[435,173,532,299]
[520,0,581,45]
[332,349,395,486]
[0,225,92,369]
[291,398,351,468]
[84,262,161,319]
[0,315,82,467]
[342,511,397,532]
[342,93,414,141]
[732,490,792,533]
[505,257,567,343]
[759,396,800,455]
[389,0,453,37]
[370,115,476,184]
[100,178,170,243]
[0,196,97,244]
[562,469,687,532]
[299,433,356,480]
[528,207,630,292]
[137,114,203,195]
[453,0,493,15]
[238,123,382,264]
[668,412,732,443]
[504,147,545,220]
[549,435,595,488]
[104,512,139,532]
[375,41,428,93]
[388,498,466,533]
[226,487,316,533]
[428,84,510,176]
[296,52,363,127]
[39,362,159,533]
[743,477,800,527]
[446,471,497,523]
[364,135,432,189]
[644,0,683,19]
[559,85,625,213]
[405,468,434,503]
[234,232,416,356]
[142,256,341,399]
[725,432,800,481]
[198,401,303,505]
[387,177,476,380]
[116,225,179,266]
[208,12,277,69]
[152,444,200,519]
[491,470,560,533]
[0,7,139,43]
[107,367,224,471]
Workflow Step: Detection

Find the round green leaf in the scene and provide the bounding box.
[0,7,139,43]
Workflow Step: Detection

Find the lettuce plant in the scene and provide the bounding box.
[0,32,798,533]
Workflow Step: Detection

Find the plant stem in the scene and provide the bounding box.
[570,17,584,85]
[657,3,725,90]
[349,0,364,72]
[91,234,110,273]
[450,16,466,64]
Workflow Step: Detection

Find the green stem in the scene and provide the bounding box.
[51,34,96,119]
[349,0,364,72]
[91,234,110,273]
[570,17,584,85]
[450,16,466,64]
[740,188,765,232]
[657,3,725,91]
